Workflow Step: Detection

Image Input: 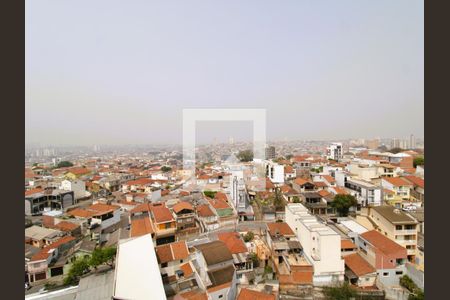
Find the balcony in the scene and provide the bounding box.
[156,227,176,237]
[396,239,416,246]
[395,229,417,235]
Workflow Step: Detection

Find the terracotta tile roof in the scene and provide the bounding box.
[322,175,336,183]
[265,178,275,189]
[180,262,194,277]
[130,203,153,214]
[344,253,376,276]
[88,203,120,214]
[197,204,215,218]
[383,189,395,195]
[284,165,294,173]
[197,174,210,180]
[382,177,413,187]
[206,282,232,293]
[313,181,328,188]
[130,217,154,237]
[267,222,295,236]
[175,290,208,300]
[208,198,231,210]
[293,178,312,186]
[125,178,153,186]
[152,203,175,223]
[67,203,119,218]
[30,236,76,262]
[67,167,91,175]
[54,221,80,232]
[279,271,313,285]
[194,241,233,266]
[25,188,44,196]
[179,191,190,196]
[173,202,194,214]
[217,232,248,254]
[155,241,189,264]
[237,288,275,300]
[360,230,407,257]
[318,190,331,197]
[67,208,97,218]
[341,239,357,250]
[332,187,348,195]
[403,175,424,189]
[214,192,228,202]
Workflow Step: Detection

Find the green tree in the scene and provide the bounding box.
[292,196,301,203]
[389,147,404,154]
[161,166,172,172]
[243,231,254,242]
[203,190,217,198]
[273,188,284,210]
[57,161,74,168]
[248,252,259,267]
[64,257,90,285]
[400,275,424,300]
[413,156,424,167]
[331,194,358,217]
[89,246,117,268]
[322,282,357,300]
[237,150,254,162]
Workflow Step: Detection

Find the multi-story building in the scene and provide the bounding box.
[368,206,418,262]
[285,203,345,285]
[172,201,199,236]
[357,230,407,287]
[343,177,382,207]
[60,179,88,200]
[265,146,276,160]
[265,160,285,184]
[25,188,75,216]
[381,177,413,207]
[326,143,343,161]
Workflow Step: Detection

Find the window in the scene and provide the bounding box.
[161,262,168,268]
[180,259,183,263]
[396,225,402,230]
[383,272,389,277]
[218,295,223,299]
[396,271,403,275]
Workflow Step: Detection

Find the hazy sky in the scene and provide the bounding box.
[26,0,424,146]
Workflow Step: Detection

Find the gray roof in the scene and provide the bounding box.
[372,206,417,225]
[25,225,61,240]
[207,265,235,287]
[75,269,114,300]
[195,240,233,266]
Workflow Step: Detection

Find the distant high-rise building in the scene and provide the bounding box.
[410,134,416,149]
[265,145,276,160]
[326,142,343,161]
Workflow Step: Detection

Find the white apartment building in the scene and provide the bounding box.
[285,203,345,285]
[344,177,382,207]
[326,142,343,161]
[265,160,284,184]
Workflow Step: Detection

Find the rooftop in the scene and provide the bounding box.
[371,206,417,225]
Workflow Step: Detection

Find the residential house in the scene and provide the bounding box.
[217,232,253,284]
[207,197,236,227]
[344,177,382,207]
[357,230,407,286]
[25,226,63,248]
[197,204,219,232]
[67,203,121,231]
[151,203,177,245]
[172,201,199,236]
[26,236,76,284]
[344,253,377,288]
[368,206,418,262]
[64,167,92,180]
[403,175,425,203]
[341,239,358,256]
[191,241,238,300]
[284,165,296,180]
[155,241,197,296]
[381,177,413,207]
[292,178,315,193]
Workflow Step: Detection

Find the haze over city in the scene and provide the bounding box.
[26,0,423,146]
